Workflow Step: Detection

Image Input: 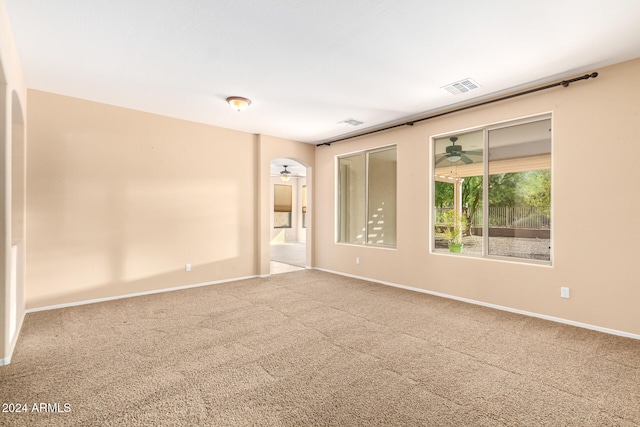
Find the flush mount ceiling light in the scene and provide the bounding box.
[226,96,252,112]
[280,165,292,182]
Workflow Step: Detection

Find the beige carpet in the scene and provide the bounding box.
[1,270,639,426]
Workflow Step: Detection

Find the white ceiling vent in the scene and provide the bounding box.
[441,78,480,95]
[338,118,364,126]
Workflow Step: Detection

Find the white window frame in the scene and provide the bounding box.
[336,145,397,248]
[431,114,553,265]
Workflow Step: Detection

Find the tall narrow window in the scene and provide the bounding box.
[274,184,292,228]
[301,185,307,228]
[433,130,484,255]
[487,119,551,261]
[433,115,551,264]
[338,153,366,244]
[338,146,397,247]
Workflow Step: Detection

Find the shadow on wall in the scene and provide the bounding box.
[25,90,262,312]
[27,177,255,309]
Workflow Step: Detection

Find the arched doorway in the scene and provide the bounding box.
[269,158,307,274]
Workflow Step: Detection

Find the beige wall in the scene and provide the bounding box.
[315,58,640,336]
[1,0,28,364]
[25,90,312,309]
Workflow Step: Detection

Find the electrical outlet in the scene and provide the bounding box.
[355,257,360,265]
[560,287,570,298]
[185,263,192,272]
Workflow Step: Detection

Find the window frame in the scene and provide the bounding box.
[336,144,397,248]
[301,184,307,228]
[274,184,293,229]
[431,114,553,265]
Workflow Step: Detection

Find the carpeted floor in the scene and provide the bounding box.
[1,270,639,426]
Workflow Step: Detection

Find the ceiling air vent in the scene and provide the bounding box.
[441,78,480,95]
[338,118,364,126]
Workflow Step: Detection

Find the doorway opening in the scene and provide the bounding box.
[269,158,307,274]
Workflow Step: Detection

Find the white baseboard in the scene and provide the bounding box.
[26,275,261,313]
[314,267,640,341]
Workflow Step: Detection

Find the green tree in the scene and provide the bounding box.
[461,176,482,232]
[434,181,454,208]
[519,169,551,209]
[488,173,522,206]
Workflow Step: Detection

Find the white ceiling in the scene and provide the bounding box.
[5,0,640,144]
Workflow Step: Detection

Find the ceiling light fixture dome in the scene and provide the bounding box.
[226,96,252,112]
[280,165,292,182]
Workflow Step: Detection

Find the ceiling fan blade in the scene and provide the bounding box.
[435,155,448,165]
[461,154,473,164]
[462,150,482,155]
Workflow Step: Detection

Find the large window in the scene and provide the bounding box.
[274,184,292,228]
[433,116,551,263]
[338,146,397,247]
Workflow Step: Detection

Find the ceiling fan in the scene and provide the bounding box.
[435,137,482,165]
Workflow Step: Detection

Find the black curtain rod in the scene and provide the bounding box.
[316,72,599,147]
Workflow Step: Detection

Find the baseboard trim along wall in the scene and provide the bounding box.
[314,268,640,341]
[26,275,261,314]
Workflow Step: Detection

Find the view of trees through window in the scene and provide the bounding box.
[433,117,551,262]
